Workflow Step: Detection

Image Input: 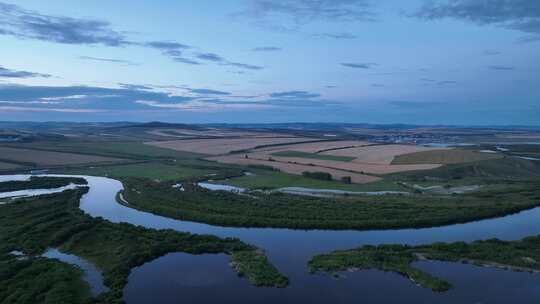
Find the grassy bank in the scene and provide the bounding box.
[0,189,288,303]
[0,250,92,304]
[308,245,451,292]
[271,150,355,162]
[230,251,289,288]
[308,236,540,291]
[120,175,540,230]
[0,176,87,192]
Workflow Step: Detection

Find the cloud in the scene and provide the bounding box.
[196,52,225,62]
[420,78,457,86]
[145,41,190,51]
[0,83,332,114]
[226,62,264,70]
[79,56,139,65]
[186,88,231,95]
[0,84,194,111]
[194,53,264,70]
[118,83,153,90]
[390,100,442,108]
[235,0,375,32]
[341,62,377,69]
[437,80,457,85]
[413,0,540,41]
[269,90,321,99]
[0,65,51,78]
[143,41,202,64]
[0,2,130,46]
[252,46,282,52]
[0,106,101,113]
[0,3,260,70]
[516,35,540,43]
[489,65,515,70]
[482,50,502,56]
[371,83,385,88]
[312,32,357,39]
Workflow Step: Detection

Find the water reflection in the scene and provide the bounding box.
[3,174,540,303]
[42,248,109,296]
[125,253,540,304]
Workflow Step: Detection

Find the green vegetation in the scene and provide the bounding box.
[0,251,92,304]
[58,161,241,181]
[309,236,540,292]
[121,176,540,230]
[301,171,333,181]
[341,176,352,184]
[0,189,288,303]
[308,245,451,292]
[392,149,502,165]
[0,161,23,171]
[271,150,355,162]
[0,176,87,192]
[389,157,540,186]
[1,140,204,161]
[230,251,289,288]
[218,168,401,191]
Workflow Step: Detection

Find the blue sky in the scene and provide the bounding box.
[0,0,539,125]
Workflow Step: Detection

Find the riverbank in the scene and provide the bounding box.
[0,187,288,303]
[120,176,540,230]
[308,236,540,291]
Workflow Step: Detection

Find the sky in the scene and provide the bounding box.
[0,0,539,125]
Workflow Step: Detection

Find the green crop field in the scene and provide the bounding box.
[271,150,355,162]
[213,167,402,191]
[392,149,503,165]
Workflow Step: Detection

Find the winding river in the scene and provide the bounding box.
[2,174,540,303]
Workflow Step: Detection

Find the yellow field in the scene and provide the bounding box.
[145,137,316,155]
[208,155,381,184]
[321,144,443,164]
[254,140,372,153]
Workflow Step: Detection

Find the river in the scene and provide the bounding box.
[2,174,540,303]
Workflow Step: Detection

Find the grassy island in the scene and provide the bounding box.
[0,189,288,303]
[309,236,540,292]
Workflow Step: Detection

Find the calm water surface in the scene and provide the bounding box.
[2,174,540,303]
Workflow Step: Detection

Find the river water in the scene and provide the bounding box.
[2,174,540,303]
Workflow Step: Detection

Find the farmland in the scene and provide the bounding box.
[0,146,124,167]
[270,150,356,162]
[1,122,540,303]
[207,155,381,183]
[392,149,503,165]
[321,144,441,164]
[145,137,317,155]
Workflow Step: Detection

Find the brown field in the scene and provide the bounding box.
[247,155,440,174]
[146,128,297,139]
[204,141,445,182]
[253,140,372,154]
[0,161,23,170]
[208,155,381,184]
[0,147,124,166]
[321,144,443,165]
[145,137,317,155]
[392,149,503,165]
